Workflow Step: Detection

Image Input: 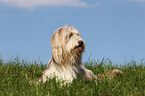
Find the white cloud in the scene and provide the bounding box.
[0,0,88,9]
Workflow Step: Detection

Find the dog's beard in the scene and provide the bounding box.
[70,45,84,65]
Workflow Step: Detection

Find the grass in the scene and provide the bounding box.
[0,57,145,96]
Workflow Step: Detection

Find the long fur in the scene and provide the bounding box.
[40,26,97,83]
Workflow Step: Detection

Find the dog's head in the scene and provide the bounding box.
[51,26,85,65]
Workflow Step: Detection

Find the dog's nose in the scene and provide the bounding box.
[78,40,84,46]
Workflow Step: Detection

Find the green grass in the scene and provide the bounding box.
[0,57,145,96]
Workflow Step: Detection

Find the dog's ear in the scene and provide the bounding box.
[51,27,67,65]
[51,27,63,48]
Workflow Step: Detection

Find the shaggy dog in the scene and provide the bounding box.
[40,26,122,83]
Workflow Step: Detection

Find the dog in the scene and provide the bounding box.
[40,26,122,84]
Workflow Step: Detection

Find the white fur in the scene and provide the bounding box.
[40,26,97,84]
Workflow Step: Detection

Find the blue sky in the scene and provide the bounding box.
[0,0,145,64]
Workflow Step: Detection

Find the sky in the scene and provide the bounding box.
[0,0,145,65]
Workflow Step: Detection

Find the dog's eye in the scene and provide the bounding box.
[76,33,80,36]
[69,33,73,38]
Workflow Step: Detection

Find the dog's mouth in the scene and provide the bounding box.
[74,40,85,51]
[74,45,84,50]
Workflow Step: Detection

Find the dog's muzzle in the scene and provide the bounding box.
[74,40,85,51]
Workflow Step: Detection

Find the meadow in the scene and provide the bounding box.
[0,57,145,96]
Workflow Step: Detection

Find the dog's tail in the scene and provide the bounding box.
[98,69,123,80]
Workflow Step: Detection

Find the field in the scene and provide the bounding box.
[0,57,145,96]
